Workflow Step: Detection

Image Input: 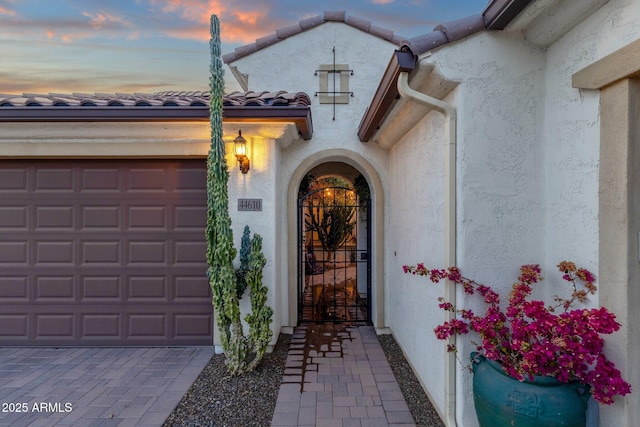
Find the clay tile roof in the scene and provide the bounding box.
[400,14,487,55]
[0,90,314,139]
[0,90,312,109]
[223,10,407,64]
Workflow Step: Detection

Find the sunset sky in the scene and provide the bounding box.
[0,0,488,94]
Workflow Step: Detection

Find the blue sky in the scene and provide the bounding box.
[0,0,488,94]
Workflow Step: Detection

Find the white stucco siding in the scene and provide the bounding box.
[542,0,640,277]
[230,22,397,327]
[427,33,546,278]
[386,32,546,426]
[228,136,284,339]
[387,111,447,413]
[229,22,396,172]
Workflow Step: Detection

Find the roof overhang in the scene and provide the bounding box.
[358,50,416,143]
[0,105,313,140]
[358,0,538,144]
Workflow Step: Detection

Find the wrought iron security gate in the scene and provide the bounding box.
[298,186,371,323]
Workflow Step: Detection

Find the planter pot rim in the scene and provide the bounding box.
[472,352,586,388]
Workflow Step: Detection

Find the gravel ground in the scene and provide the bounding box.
[378,334,445,427]
[162,332,291,427]
[163,329,444,427]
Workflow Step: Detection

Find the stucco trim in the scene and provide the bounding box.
[0,106,313,140]
[597,78,640,426]
[572,37,640,89]
[286,149,385,328]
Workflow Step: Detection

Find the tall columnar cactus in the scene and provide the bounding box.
[206,13,241,369]
[206,15,272,376]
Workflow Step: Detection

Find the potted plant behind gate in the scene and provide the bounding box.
[403,261,631,427]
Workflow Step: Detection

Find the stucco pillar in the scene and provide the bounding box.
[598,78,640,427]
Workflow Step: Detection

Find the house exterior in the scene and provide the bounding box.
[1,0,639,425]
[0,91,311,346]
[357,0,639,426]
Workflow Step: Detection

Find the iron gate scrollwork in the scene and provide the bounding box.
[298,186,371,323]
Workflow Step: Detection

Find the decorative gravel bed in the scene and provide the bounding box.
[378,334,446,427]
[163,329,444,427]
[162,332,291,427]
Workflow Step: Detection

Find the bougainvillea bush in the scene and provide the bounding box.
[403,261,631,404]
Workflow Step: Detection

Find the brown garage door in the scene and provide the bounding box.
[0,160,213,346]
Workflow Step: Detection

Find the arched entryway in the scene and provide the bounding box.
[297,164,371,323]
[286,149,385,328]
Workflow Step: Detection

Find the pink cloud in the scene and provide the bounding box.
[145,0,284,44]
[82,11,133,30]
[46,11,135,43]
[0,6,16,16]
[372,0,395,3]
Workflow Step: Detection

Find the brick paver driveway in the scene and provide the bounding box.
[0,346,215,426]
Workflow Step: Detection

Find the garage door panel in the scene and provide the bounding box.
[127,276,168,300]
[81,276,121,300]
[81,168,120,192]
[0,241,28,264]
[174,276,211,300]
[174,241,207,264]
[0,168,27,191]
[0,160,212,346]
[81,206,121,229]
[0,315,28,337]
[128,168,167,192]
[0,206,28,229]
[175,314,212,337]
[175,206,207,229]
[35,276,74,300]
[35,168,74,192]
[35,314,75,338]
[128,314,167,337]
[128,241,167,264]
[82,314,121,338]
[36,241,75,264]
[175,168,207,191]
[36,206,74,229]
[81,241,121,264]
[0,277,28,299]
[128,206,167,229]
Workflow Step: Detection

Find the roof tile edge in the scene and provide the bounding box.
[223,10,405,64]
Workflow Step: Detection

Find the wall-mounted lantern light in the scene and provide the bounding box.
[233,130,250,174]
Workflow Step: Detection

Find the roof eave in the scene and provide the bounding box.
[483,0,535,30]
[358,0,536,143]
[357,50,416,143]
[0,105,313,140]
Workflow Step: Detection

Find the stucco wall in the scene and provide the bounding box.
[540,0,640,425]
[227,134,284,345]
[387,32,546,426]
[230,22,396,328]
[542,0,640,275]
[388,110,447,412]
[386,0,640,424]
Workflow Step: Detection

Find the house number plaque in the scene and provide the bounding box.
[238,198,262,211]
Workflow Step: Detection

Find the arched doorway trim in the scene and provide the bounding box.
[287,149,385,328]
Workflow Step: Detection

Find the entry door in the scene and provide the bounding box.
[298,186,371,323]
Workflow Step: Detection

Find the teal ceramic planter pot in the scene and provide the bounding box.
[471,353,590,427]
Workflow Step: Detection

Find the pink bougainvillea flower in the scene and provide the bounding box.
[404,260,632,405]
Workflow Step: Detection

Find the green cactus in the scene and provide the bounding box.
[206,15,272,376]
[244,233,273,371]
[235,225,251,299]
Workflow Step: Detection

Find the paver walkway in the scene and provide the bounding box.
[271,324,416,427]
[0,346,215,427]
